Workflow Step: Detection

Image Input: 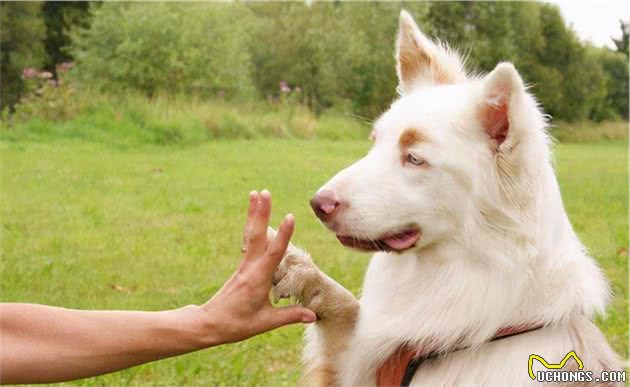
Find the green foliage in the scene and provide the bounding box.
[1,89,371,145]
[41,2,90,72]
[0,2,47,109]
[10,65,81,123]
[248,2,428,116]
[70,3,254,98]
[422,3,626,122]
[1,139,627,385]
[612,20,629,58]
[2,2,628,130]
[424,2,519,71]
[597,49,629,120]
[4,85,624,145]
[250,2,629,122]
[550,121,628,143]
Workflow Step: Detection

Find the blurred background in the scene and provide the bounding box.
[1,2,627,386]
[1,1,628,141]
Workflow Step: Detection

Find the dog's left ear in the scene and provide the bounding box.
[478,62,526,152]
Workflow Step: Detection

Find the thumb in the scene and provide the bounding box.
[265,305,316,330]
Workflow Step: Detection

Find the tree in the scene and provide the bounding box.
[41,2,91,74]
[424,2,518,73]
[4,2,622,123]
[70,3,255,98]
[612,20,629,59]
[598,48,629,119]
[248,2,428,116]
[0,2,47,109]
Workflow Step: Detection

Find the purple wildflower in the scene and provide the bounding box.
[279,80,291,93]
[22,67,38,79]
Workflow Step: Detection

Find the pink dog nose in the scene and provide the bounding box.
[310,190,340,219]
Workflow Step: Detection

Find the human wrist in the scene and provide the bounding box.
[166,304,222,351]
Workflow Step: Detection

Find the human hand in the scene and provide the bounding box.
[196,190,316,346]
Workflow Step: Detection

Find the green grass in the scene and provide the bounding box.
[550,121,628,143]
[2,93,372,145]
[1,139,627,385]
[6,86,623,146]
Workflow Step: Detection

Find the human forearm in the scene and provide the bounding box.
[0,303,212,384]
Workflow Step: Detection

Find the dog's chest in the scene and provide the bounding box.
[337,254,428,386]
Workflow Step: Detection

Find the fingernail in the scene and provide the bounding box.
[285,213,295,223]
[302,311,316,323]
[261,189,270,196]
[249,191,257,199]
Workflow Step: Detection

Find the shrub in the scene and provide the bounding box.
[70,3,254,99]
[10,63,83,122]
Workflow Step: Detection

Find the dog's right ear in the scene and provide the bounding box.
[396,10,467,94]
[478,62,526,152]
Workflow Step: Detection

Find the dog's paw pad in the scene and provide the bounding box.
[272,254,318,306]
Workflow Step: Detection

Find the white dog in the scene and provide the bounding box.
[271,11,621,387]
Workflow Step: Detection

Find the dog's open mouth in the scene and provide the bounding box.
[336,229,420,252]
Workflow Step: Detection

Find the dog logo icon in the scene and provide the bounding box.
[528,351,584,380]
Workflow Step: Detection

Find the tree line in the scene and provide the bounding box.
[2,2,628,122]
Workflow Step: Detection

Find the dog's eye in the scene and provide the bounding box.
[406,153,425,166]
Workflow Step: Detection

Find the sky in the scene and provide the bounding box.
[547,0,629,49]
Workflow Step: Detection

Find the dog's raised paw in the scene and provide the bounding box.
[272,247,318,302]
[268,228,322,310]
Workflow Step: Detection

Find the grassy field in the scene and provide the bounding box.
[1,138,627,386]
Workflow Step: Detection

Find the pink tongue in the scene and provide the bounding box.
[383,230,420,250]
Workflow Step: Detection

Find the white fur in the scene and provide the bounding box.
[280,10,619,387]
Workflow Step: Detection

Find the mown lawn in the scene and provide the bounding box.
[1,139,627,385]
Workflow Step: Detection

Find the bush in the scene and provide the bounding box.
[10,63,80,122]
[70,3,255,99]
[248,2,422,117]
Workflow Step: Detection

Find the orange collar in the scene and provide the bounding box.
[376,345,424,387]
[375,323,543,387]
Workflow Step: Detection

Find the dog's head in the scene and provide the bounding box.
[311,11,549,254]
